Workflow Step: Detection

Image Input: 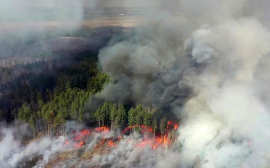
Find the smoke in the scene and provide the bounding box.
[89,0,270,167]
[47,130,181,168]
[81,137,181,168]
[0,126,67,167]
[95,18,192,110]
[177,18,270,167]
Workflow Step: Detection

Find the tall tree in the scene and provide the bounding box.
[18,102,31,122]
[29,114,36,138]
[152,118,158,138]
[128,107,136,127]
[160,117,167,142]
[110,104,118,130]
[116,104,126,128]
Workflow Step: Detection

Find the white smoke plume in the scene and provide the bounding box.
[178,18,270,167]
[0,125,67,168]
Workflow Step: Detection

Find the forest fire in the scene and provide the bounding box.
[68,126,111,148]
[122,125,154,134]
[108,140,116,147]
[66,121,179,150]
[94,127,110,133]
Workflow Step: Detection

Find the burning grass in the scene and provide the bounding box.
[67,120,179,150]
[13,121,179,167]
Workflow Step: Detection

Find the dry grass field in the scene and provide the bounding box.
[0,17,143,34]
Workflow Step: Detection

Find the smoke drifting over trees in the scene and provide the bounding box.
[89,0,270,167]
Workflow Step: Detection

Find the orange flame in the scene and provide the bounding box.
[174,123,179,130]
[81,129,90,136]
[67,120,179,149]
[95,126,109,133]
[75,140,85,148]
[108,140,116,147]
[122,125,153,134]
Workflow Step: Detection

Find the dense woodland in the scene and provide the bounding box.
[0,28,173,138]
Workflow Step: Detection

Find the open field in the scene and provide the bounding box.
[0,17,143,34]
[0,7,149,34]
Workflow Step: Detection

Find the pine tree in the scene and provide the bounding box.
[29,114,36,138]
[152,118,158,138]
[100,102,110,127]
[110,104,117,130]
[116,104,126,128]
[143,109,152,127]
[135,104,144,125]
[160,117,167,141]
[128,108,136,127]
[94,107,102,127]
[18,102,31,122]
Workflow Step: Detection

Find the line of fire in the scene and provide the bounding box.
[64,120,179,150]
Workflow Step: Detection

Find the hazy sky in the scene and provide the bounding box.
[83,0,161,7]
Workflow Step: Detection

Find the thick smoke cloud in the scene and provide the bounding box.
[91,0,270,167]
[178,18,270,167]
[95,0,266,109]
[97,18,193,110]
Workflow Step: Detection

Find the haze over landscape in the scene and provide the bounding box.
[1,0,270,168]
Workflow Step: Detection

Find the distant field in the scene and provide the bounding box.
[0,7,148,34]
[0,17,142,34]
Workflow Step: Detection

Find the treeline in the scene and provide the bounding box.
[0,51,101,122]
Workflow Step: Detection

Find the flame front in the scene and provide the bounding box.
[65,121,178,150]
